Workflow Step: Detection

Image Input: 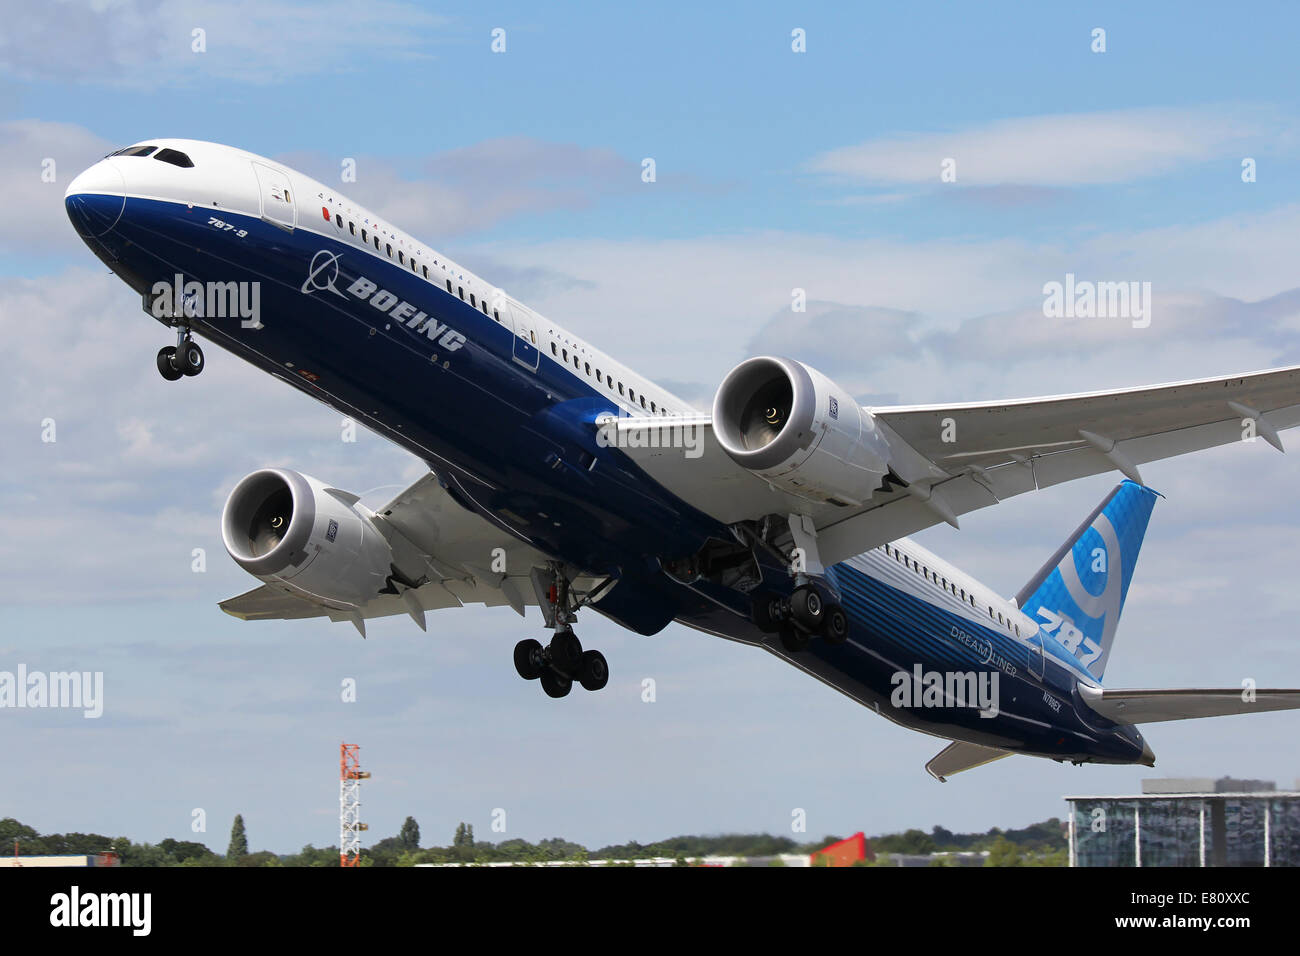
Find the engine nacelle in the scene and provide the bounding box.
[221,468,395,609]
[712,356,892,506]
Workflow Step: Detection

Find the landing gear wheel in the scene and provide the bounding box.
[548,629,583,675]
[779,624,810,653]
[751,592,780,634]
[513,639,543,680]
[822,604,850,645]
[156,346,183,381]
[540,670,573,699]
[578,650,609,691]
[790,585,825,630]
[178,340,204,376]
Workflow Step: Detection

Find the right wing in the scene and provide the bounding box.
[616,364,1300,566]
[1078,684,1300,724]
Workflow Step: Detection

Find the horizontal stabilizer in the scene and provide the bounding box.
[925,740,1012,782]
[1079,684,1300,724]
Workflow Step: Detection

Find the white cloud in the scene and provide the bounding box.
[0,120,112,251]
[0,0,447,88]
[279,139,640,239]
[809,107,1268,186]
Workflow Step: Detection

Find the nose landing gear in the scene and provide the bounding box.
[512,564,611,699]
[156,327,204,381]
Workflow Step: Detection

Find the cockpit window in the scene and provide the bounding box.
[154,148,194,168]
[108,145,157,157]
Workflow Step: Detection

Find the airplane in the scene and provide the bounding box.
[64,138,1300,780]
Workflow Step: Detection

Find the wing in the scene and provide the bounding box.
[1078,684,1300,724]
[616,365,1300,566]
[924,740,1012,782]
[220,472,548,633]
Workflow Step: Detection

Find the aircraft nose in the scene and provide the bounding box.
[65,159,127,238]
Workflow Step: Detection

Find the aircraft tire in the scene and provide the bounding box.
[513,639,543,680]
[157,346,183,381]
[578,650,609,691]
[540,670,573,699]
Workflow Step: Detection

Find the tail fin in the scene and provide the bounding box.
[1014,480,1159,681]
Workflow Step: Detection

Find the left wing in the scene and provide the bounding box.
[617,364,1300,566]
[220,472,553,634]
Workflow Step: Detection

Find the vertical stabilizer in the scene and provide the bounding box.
[1015,480,1159,681]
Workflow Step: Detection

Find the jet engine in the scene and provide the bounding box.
[711,356,893,506]
[221,468,395,609]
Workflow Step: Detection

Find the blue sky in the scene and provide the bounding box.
[3,0,1300,854]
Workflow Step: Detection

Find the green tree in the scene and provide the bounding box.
[453,822,467,847]
[985,836,1023,867]
[227,814,249,860]
[399,816,420,851]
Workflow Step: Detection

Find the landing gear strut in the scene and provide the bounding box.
[512,564,610,699]
[748,513,851,652]
[157,326,204,381]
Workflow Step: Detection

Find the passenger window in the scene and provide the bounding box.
[494,309,500,321]
[362,228,367,242]
[398,251,405,264]
[551,343,558,356]
[470,293,476,308]
[640,396,647,408]
[562,348,569,361]
[349,222,356,236]
[374,237,380,250]
[446,280,452,293]
[423,265,429,279]
[650,401,656,412]
[458,286,464,300]
[618,383,625,396]
[585,362,591,375]
[335,213,342,227]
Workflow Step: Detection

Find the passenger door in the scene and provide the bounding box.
[252,162,296,232]
[506,303,540,372]
[1028,630,1046,680]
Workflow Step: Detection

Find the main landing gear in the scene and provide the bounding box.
[752,582,850,652]
[156,327,204,381]
[512,564,610,699]
[747,513,850,653]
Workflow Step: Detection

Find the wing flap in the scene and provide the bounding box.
[1079,684,1300,724]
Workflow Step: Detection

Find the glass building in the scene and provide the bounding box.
[1066,778,1300,866]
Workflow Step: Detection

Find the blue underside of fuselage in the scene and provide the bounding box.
[68,193,1144,766]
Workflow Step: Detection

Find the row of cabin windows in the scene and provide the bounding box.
[330,209,505,325]
[549,341,674,416]
[882,543,1021,637]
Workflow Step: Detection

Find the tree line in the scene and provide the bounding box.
[0,814,1067,866]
